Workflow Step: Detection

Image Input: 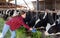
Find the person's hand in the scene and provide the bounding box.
[29,28,33,31]
[32,28,36,32]
[29,28,36,32]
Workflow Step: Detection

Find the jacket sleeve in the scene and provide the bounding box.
[19,19,30,30]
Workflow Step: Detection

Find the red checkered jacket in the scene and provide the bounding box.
[6,16,30,31]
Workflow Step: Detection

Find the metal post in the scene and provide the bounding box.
[44,0,45,11]
[15,0,17,15]
[55,0,56,10]
[15,0,17,10]
[42,0,46,37]
[15,0,17,8]
[37,0,39,10]
[36,0,39,19]
[23,0,30,10]
[6,0,9,9]
[6,0,9,15]
[55,0,57,21]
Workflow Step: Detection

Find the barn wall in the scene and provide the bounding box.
[51,0,60,10]
[32,0,60,10]
[32,1,52,11]
[32,1,45,10]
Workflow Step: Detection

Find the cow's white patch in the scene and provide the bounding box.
[58,17,60,24]
[43,12,47,19]
[33,19,40,28]
[13,10,19,16]
[46,23,52,32]
[51,23,55,26]
[35,19,40,25]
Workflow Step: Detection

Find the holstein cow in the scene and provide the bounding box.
[48,13,60,34]
[2,10,14,20]
[1,10,20,21]
[24,11,55,33]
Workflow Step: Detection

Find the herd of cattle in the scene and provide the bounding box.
[0,9,60,34]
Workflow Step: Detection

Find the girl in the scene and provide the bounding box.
[0,10,32,38]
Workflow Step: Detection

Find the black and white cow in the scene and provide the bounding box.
[0,10,20,21]
[2,10,14,20]
[27,11,60,34]
[47,13,60,34]
[26,11,60,34]
[24,11,55,32]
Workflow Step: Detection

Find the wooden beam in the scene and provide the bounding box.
[0,0,13,2]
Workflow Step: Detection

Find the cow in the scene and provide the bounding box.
[47,13,60,34]
[2,10,14,20]
[0,9,20,21]
[24,11,55,32]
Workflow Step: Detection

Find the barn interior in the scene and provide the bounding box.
[0,0,60,38]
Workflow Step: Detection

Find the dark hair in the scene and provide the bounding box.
[20,10,26,15]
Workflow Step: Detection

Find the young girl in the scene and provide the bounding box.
[0,10,32,38]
